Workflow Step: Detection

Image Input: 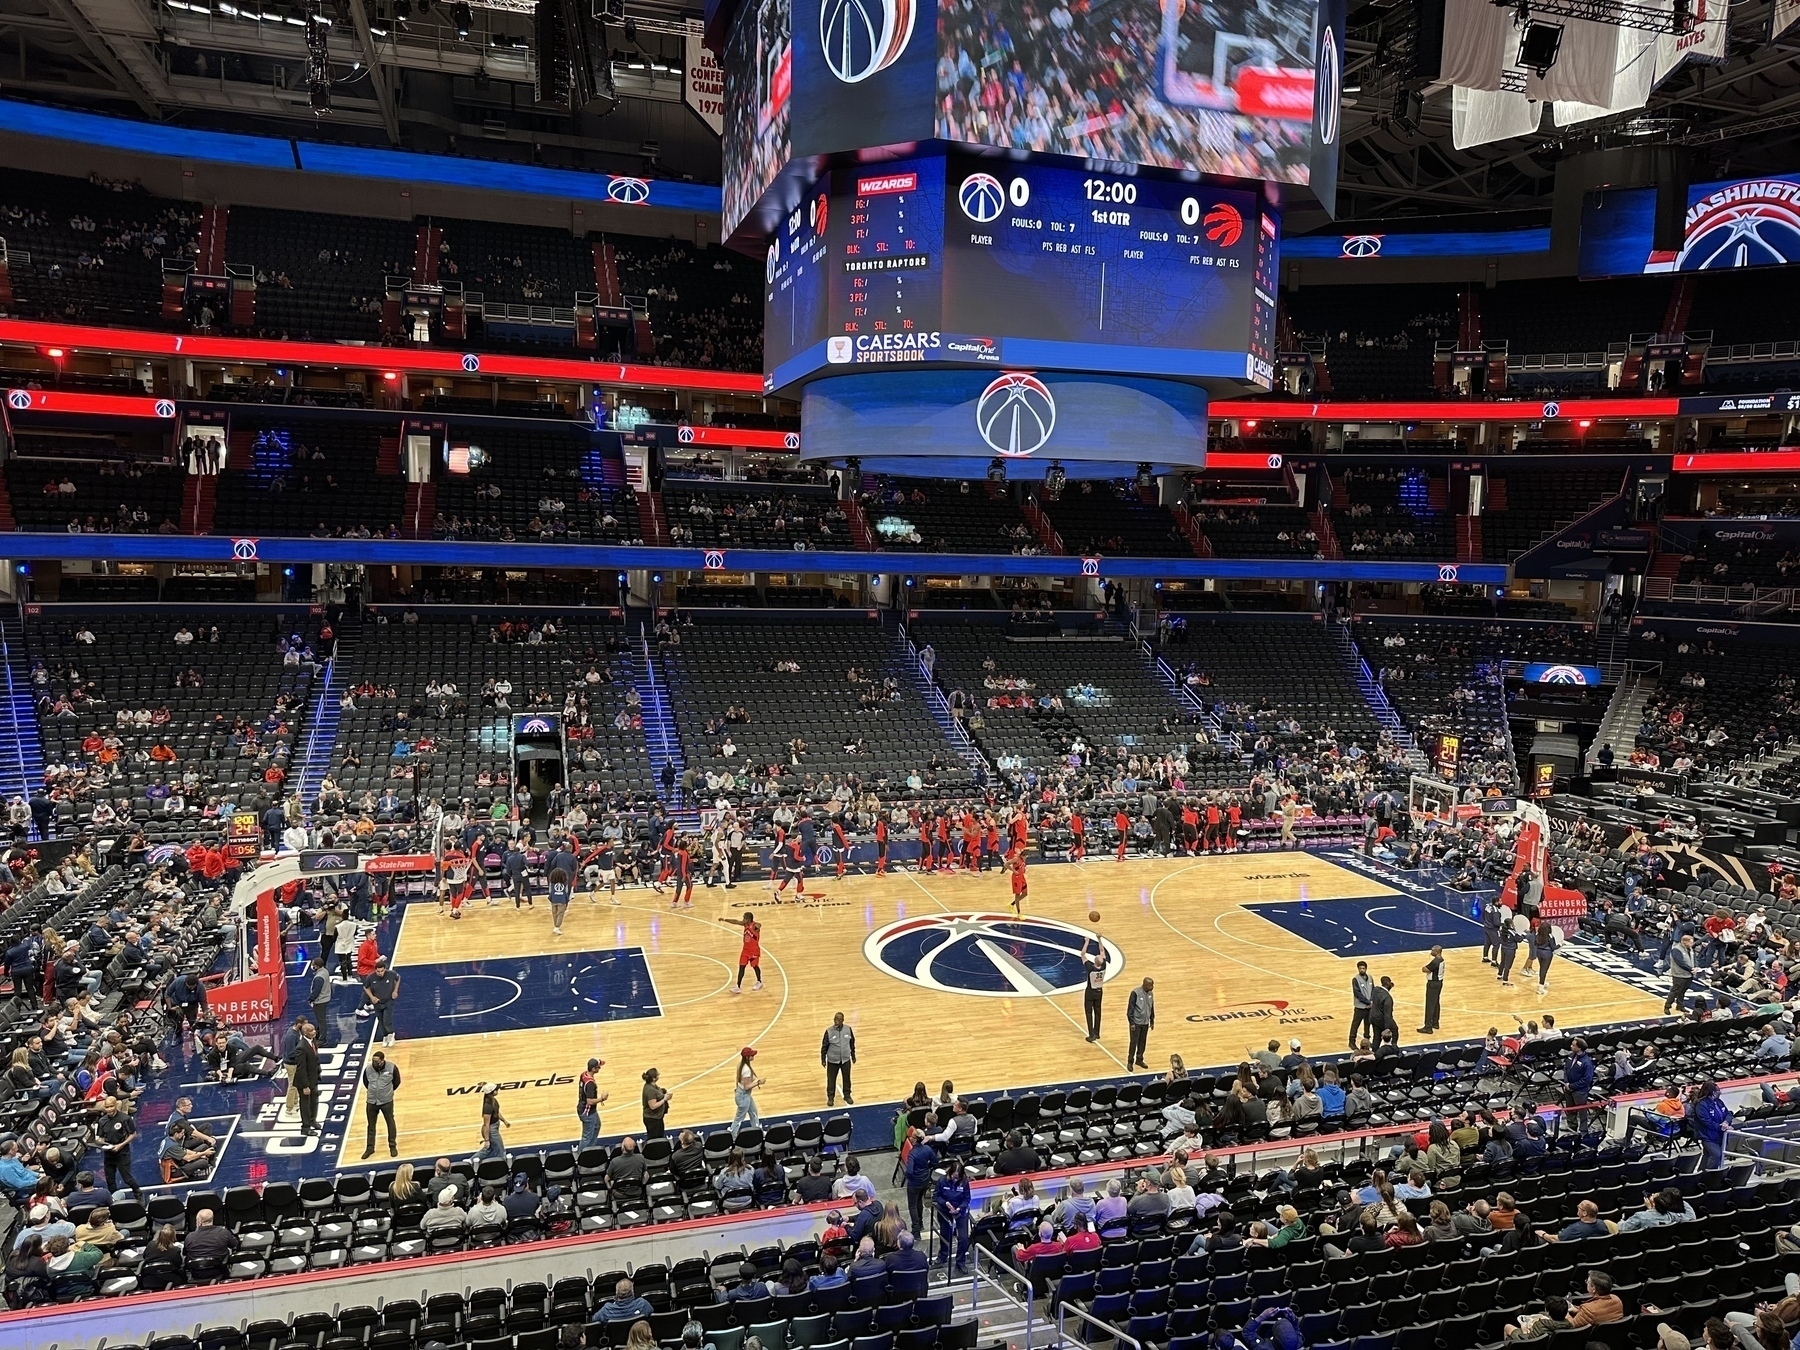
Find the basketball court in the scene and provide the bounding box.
[344,851,1665,1165]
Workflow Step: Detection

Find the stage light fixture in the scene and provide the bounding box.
[1517,20,1563,77]
[451,1,472,36]
[305,0,332,114]
[987,457,1006,484]
[1044,462,1066,497]
[1135,462,1154,492]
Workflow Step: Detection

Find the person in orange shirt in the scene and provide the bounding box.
[1006,842,1028,915]
[830,817,850,878]
[149,742,177,763]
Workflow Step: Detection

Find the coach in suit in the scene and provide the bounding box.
[1126,978,1155,1070]
[291,1020,322,1136]
[1368,976,1399,1047]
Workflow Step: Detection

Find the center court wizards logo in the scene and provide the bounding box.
[976,372,1056,458]
[819,0,915,84]
[865,913,1123,997]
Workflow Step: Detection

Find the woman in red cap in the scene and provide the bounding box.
[731,1046,764,1134]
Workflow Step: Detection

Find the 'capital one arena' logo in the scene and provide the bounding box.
[976,372,1056,458]
[819,0,915,84]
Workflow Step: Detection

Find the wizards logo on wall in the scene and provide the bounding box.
[864,912,1121,996]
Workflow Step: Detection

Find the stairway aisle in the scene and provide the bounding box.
[632,636,693,820]
[893,627,990,781]
[296,632,355,812]
[1329,620,1430,773]
[0,618,45,814]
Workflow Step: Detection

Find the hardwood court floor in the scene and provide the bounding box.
[347,851,1661,1164]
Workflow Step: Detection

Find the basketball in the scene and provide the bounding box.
[1088,909,1101,923]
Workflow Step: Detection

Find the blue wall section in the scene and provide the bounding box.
[0,99,723,215]
[4,532,1508,582]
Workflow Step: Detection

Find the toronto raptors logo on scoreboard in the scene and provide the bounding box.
[1203,202,1243,248]
[976,372,1057,458]
[820,0,916,83]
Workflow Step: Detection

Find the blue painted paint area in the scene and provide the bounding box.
[394,948,660,1038]
[1245,894,1487,957]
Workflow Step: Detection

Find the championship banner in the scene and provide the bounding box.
[684,19,724,136]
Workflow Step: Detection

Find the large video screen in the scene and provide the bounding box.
[721,0,792,238]
[940,157,1264,375]
[762,152,1274,391]
[1579,174,1800,279]
[800,369,1209,476]
[935,0,1336,188]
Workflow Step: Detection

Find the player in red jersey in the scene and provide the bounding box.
[1069,809,1087,862]
[874,816,889,875]
[934,814,951,871]
[728,911,762,993]
[1225,797,1242,851]
[1006,841,1028,914]
[671,836,695,909]
[773,833,808,901]
[830,816,850,878]
[1204,798,1223,853]
[917,815,934,873]
[1115,808,1132,862]
[961,811,980,873]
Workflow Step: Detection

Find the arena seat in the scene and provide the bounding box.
[662,481,848,550]
[317,614,658,818]
[661,620,973,801]
[1039,482,1193,558]
[227,206,414,344]
[433,427,638,545]
[24,608,321,841]
[0,169,192,327]
[211,417,405,539]
[1167,619,1396,787]
[910,621,1236,788]
[860,478,1036,554]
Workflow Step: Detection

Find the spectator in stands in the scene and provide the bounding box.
[180,1210,236,1267]
[421,1188,467,1234]
[467,1186,507,1228]
[593,1278,655,1324]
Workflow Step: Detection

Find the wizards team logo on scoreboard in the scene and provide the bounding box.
[819,0,916,84]
[976,372,1057,458]
[1678,178,1800,270]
